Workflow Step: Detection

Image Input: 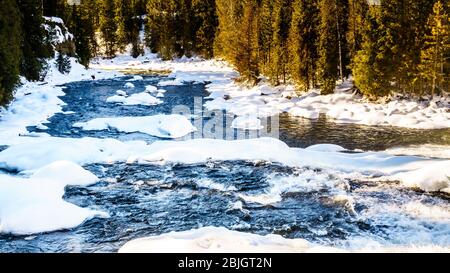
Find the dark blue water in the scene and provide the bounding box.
[1,75,449,253]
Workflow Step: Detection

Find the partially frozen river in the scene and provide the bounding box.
[0,75,449,252]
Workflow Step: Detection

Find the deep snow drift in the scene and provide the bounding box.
[73,114,197,139]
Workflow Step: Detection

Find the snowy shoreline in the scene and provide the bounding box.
[92,53,450,130]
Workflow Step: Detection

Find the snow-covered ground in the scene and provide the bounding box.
[0,161,107,235]
[119,226,449,253]
[0,57,121,146]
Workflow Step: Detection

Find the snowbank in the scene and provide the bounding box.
[106,92,162,106]
[119,226,450,253]
[231,116,263,130]
[205,83,450,129]
[0,137,149,171]
[119,227,336,253]
[0,161,106,235]
[385,144,450,159]
[0,58,120,146]
[0,137,448,193]
[134,138,450,193]
[73,114,196,139]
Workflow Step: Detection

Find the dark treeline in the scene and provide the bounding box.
[1,0,449,107]
[216,0,450,99]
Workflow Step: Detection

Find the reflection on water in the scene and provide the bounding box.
[279,113,450,151]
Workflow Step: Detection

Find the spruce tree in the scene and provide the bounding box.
[377,0,435,94]
[351,5,390,98]
[56,51,71,74]
[0,0,22,105]
[116,0,136,50]
[258,0,274,75]
[192,0,218,58]
[317,0,349,94]
[347,0,369,60]
[419,0,450,96]
[17,0,53,81]
[99,0,118,58]
[214,0,243,61]
[269,0,292,85]
[288,0,319,91]
[68,3,93,67]
[235,0,260,83]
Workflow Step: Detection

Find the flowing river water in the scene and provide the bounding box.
[0,75,449,252]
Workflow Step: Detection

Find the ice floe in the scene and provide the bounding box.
[73,114,197,139]
[124,82,135,89]
[0,58,120,145]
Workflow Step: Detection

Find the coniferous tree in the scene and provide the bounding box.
[288,0,319,91]
[258,0,274,75]
[347,0,369,60]
[18,0,53,81]
[269,0,292,85]
[0,0,22,105]
[419,0,450,96]
[192,0,218,58]
[377,0,435,94]
[351,5,390,98]
[99,0,118,58]
[69,3,93,67]
[56,51,71,74]
[146,0,179,59]
[116,0,136,50]
[317,0,349,94]
[235,0,260,83]
[214,0,242,61]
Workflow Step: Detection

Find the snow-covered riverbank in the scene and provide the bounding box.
[92,53,450,130]
[0,58,121,145]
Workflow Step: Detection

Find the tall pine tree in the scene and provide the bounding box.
[99,0,118,58]
[288,0,319,91]
[419,0,450,96]
[317,0,349,94]
[0,0,22,105]
[18,0,53,81]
